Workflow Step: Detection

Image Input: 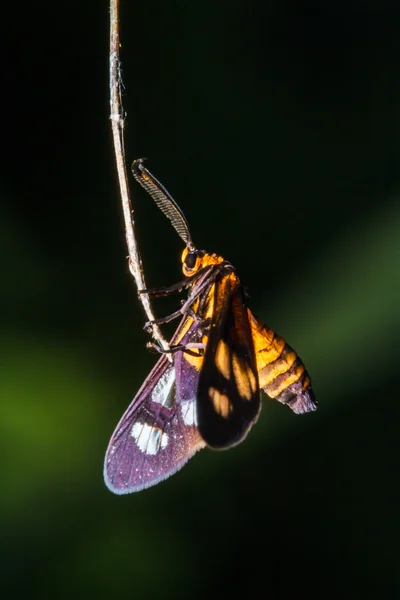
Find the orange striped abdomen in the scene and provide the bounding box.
[247,310,316,415]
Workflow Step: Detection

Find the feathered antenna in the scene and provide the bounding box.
[132,159,194,249]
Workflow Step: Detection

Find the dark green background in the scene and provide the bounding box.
[1,1,399,597]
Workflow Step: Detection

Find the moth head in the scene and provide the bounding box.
[181,247,205,276]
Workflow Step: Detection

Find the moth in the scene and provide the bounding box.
[104,159,317,493]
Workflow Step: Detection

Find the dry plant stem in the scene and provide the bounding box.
[109,0,169,352]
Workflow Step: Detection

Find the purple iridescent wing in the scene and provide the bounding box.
[104,323,205,494]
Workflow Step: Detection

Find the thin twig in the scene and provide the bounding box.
[109,0,169,351]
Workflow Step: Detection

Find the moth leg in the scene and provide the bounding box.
[147,341,206,357]
[143,264,223,335]
[143,283,209,331]
[180,272,221,314]
[138,269,207,298]
[138,278,190,298]
[143,299,202,331]
[144,309,183,331]
[139,264,219,299]
[184,306,203,323]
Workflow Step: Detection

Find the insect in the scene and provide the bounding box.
[104,159,317,493]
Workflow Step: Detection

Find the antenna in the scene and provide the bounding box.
[132,159,194,248]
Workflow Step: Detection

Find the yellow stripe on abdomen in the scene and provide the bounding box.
[248,309,317,414]
[262,360,304,398]
[258,349,297,387]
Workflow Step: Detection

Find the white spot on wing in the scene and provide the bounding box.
[151,367,175,408]
[131,422,169,455]
[160,433,168,449]
[180,399,197,426]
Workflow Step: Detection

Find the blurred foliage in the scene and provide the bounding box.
[1,1,399,598]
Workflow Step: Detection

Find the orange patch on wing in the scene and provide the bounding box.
[183,350,204,371]
[174,315,195,345]
[212,273,234,316]
[209,386,232,419]
[215,340,230,380]
[173,283,216,371]
[232,355,257,401]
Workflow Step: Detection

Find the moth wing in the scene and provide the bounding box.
[197,272,261,448]
[104,350,205,494]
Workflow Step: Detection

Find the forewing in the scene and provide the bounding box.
[104,343,205,494]
[197,272,261,448]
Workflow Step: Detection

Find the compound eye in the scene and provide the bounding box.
[184,251,198,270]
